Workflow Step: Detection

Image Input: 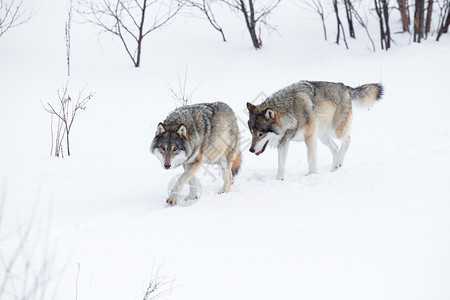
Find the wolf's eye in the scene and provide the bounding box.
[161,146,166,151]
[173,147,178,152]
[258,132,264,137]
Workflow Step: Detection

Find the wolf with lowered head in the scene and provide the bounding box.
[247,81,383,179]
[151,102,241,206]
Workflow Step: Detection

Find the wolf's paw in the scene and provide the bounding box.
[276,174,285,180]
[166,197,178,206]
[331,163,342,172]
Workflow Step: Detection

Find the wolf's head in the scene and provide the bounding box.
[246,102,281,156]
[150,123,190,170]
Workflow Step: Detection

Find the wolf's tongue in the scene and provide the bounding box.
[255,141,268,156]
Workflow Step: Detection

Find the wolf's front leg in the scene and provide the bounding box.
[276,141,290,180]
[167,161,202,205]
[182,164,201,200]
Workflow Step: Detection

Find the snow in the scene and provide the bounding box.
[1,0,450,299]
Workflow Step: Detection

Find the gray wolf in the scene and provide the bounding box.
[246,81,383,179]
[150,102,241,205]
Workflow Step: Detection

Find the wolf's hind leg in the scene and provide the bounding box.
[305,134,317,174]
[320,133,339,171]
[333,135,351,171]
[276,141,290,180]
[219,156,232,194]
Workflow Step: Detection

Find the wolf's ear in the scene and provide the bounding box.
[155,122,167,136]
[177,124,188,139]
[265,108,276,120]
[247,102,256,113]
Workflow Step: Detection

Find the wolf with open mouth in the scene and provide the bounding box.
[247,80,383,180]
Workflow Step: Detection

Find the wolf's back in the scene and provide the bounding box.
[350,83,383,108]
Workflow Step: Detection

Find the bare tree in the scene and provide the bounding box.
[0,0,33,38]
[76,0,184,67]
[186,0,226,42]
[219,0,281,49]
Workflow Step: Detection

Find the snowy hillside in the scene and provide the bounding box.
[1,0,450,299]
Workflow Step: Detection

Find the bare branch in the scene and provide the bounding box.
[0,0,34,38]
[142,261,176,300]
[186,0,227,41]
[168,63,200,107]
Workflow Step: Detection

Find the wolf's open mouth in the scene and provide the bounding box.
[255,141,268,156]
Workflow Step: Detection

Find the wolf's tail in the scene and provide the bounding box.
[231,151,241,177]
[351,83,383,108]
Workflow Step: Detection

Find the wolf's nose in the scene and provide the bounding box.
[164,163,171,169]
[249,147,255,153]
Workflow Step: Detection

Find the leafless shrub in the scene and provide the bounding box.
[41,81,94,157]
[142,262,175,300]
[0,0,33,38]
[168,64,199,107]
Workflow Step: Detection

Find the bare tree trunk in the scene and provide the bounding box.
[333,0,349,48]
[437,1,450,41]
[445,7,450,33]
[136,0,148,68]
[398,0,410,32]
[374,0,385,49]
[425,0,433,38]
[344,0,355,38]
[239,0,261,49]
[414,0,425,42]
[382,0,390,49]
[66,128,71,156]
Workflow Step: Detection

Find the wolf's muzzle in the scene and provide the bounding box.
[164,162,171,169]
[249,147,255,153]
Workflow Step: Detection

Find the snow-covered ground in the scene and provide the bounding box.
[1,0,450,299]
